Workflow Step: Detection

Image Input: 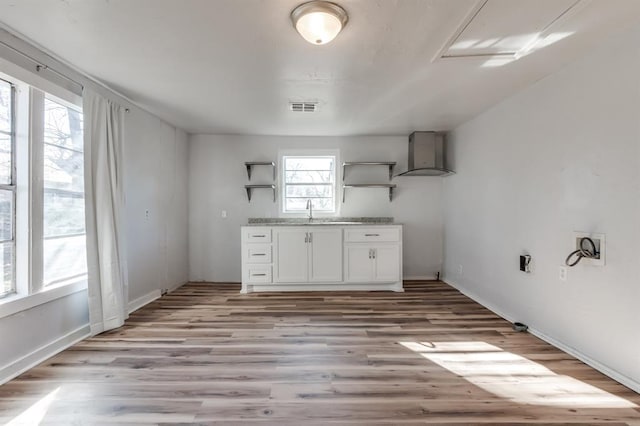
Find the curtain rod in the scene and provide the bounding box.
[0,39,83,89]
[0,39,130,112]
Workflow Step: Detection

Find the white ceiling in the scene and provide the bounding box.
[0,0,639,136]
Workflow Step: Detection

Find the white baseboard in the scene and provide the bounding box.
[127,289,162,314]
[165,281,187,294]
[444,278,640,394]
[243,282,404,293]
[404,275,438,280]
[0,324,90,385]
[526,326,640,394]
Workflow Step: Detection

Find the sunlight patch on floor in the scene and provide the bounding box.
[399,341,636,408]
[6,387,60,426]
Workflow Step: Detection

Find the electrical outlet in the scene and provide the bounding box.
[221,210,227,218]
[520,255,532,273]
[559,266,568,281]
[144,209,150,220]
[457,264,463,276]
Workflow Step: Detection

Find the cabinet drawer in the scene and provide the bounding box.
[344,227,400,243]
[244,265,272,283]
[245,244,272,263]
[243,228,272,243]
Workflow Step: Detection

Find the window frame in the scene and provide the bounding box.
[0,68,86,310]
[41,94,86,288]
[0,78,16,298]
[280,149,340,216]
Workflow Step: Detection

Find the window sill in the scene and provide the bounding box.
[0,279,87,320]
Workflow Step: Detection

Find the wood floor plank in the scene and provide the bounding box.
[1,280,638,424]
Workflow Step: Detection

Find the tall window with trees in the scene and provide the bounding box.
[0,69,86,304]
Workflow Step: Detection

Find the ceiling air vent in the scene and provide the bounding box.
[289,102,317,113]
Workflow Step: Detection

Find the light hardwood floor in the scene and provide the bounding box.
[0,281,639,424]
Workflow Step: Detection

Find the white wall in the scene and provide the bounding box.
[443,26,640,390]
[125,111,189,301]
[0,291,89,382]
[189,135,443,282]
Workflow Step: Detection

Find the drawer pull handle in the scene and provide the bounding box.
[251,253,266,256]
[365,233,380,237]
[252,273,267,276]
[253,234,266,238]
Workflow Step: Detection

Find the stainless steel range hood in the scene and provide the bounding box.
[396,131,454,177]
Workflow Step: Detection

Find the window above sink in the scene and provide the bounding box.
[281,150,339,215]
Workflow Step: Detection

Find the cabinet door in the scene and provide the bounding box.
[344,245,373,282]
[274,229,308,282]
[373,245,401,282]
[309,229,343,282]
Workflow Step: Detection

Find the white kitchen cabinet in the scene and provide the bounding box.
[344,226,401,284]
[274,228,342,283]
[373,245,401,282]
[344,245,373,282]
[345,245,400,283]
[309,228,343,282]
[241,224,402,293]
[273,229,309,282]
[242,227,274,290]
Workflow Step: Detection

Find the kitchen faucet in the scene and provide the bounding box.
[306,199,313,221]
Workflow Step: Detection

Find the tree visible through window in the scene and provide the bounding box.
[43,97,87,286]
[283,156,336,213]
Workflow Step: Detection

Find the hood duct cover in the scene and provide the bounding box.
[396,131,454,177]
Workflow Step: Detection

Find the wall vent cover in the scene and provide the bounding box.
[289,102,317,113]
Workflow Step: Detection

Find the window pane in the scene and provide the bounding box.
[44,145,84,192]
[43,97,85,285]
[0,80,10,134]
[44,190,85,238]
[0,133,11,185]
[285,197,308,211]
[285,157,333,171]
[0,189,13,242]
[286,184,333,198]
[0,80,12,185]
[285,197,333,211]
[312,198,333,211]
[285,170,332,184]
[44,98,83,151]
[0,242,13,296]
[44,235,87,285]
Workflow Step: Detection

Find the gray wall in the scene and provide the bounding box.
[189,134,444,282]
[443,25,640,390]
[125,111,189,300]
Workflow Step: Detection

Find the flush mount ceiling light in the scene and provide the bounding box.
[291,1,348,45]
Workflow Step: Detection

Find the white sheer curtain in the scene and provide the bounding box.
[83,88,129,335]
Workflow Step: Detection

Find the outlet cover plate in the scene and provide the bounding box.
[559,265,568,281]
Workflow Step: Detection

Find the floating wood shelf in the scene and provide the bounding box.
[245,162,276,181]
[342,162,396,181]
[245,185,276,202]
[342,184,396,202]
